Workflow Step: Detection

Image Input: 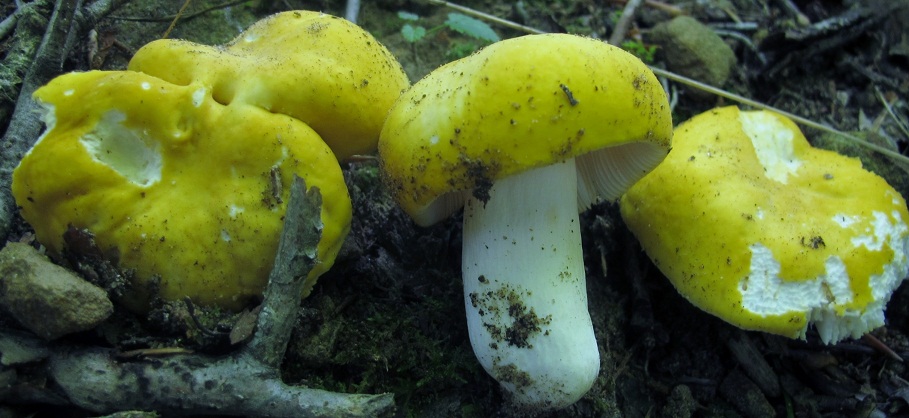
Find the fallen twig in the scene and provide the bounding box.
[161,0,192,39]
[427,0,545,35]
[862,333,904,363]
[0,4,22,40]
[344,0,360,24]
[243,176,324,369]
[876,86,909,141]
[774,0,811,26]
[108,0,250,23]
[608,0,642,46]
[48,346,394,417]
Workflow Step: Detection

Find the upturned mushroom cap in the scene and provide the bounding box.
[620,106,909,343]
[379,33,672,225]
[12,71,352,311]
[129,11,409,161]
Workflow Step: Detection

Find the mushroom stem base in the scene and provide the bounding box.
[461,158,599,409]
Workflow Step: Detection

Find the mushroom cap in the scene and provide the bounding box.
[620,106,909,343]
[379,33,672,226]
[128,11,409,161]
[12,71,352,311]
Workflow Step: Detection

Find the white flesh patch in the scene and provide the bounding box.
[740,111,802,184]
[740,210,909,344]
[755,208,765,220]
[851,211,909,303]
[741,244,852,318]
[79,110,163,187]
[192,87,207,107]
[26,103,58,155]
[229,205,245,218]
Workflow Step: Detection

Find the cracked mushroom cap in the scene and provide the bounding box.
[379,33,672,226]
[128,10,409,161]
[12,70,352,311]
[620,106,909,343]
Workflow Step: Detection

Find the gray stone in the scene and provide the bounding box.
[0,243,113,340]
[0,330,49,365]
[649,16,737,98]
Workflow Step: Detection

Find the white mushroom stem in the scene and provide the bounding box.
[462,158,599,409]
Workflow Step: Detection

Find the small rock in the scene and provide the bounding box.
[0,243,113,340]
[649,16,737,99]
[0,330,50,365]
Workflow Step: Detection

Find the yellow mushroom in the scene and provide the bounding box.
[128,10,410,161]
[379,33,671,409]
[12,70,351,311]
[620,106,909,344]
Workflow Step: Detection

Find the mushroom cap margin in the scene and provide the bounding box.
[379,33,672,226]
[12,70,352,311]
[129,10,410,161]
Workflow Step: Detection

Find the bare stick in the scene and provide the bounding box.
[344,0,360,24]
[427,0,545,34]
[243,176,323,368]
[48,345,395,417]
[774,0,811,26]
[161,0,191,39]
[0,6,21,40]
[608,0,643,45]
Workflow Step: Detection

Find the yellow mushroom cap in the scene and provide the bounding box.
[620,106,909,343]
[128,10,409,161]
[379,33,672,226]
[12,70,352,311]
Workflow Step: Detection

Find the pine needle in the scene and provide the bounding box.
[162,0,192,39]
